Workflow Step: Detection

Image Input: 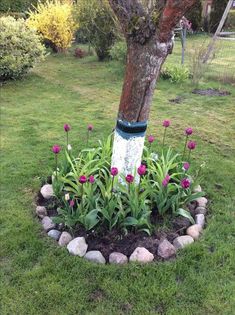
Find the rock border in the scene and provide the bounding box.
[36,184,208,264]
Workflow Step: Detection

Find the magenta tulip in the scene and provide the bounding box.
[148,135,155,143]
[87,124,94,131]
[188,141,196,150]
[64,124,71,132]
[126,174,134,183]
[89,175,95,184]
[52,145,61,154]
[137,164,146,176]
[79,175,87,184]
[163,120,170,128]
[111,167,118,176]
[181,178,191,189]
[185,127,193,136]
[69,199,75,207]
[183,162,190,171]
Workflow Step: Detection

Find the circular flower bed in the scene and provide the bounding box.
[35,122,208,264]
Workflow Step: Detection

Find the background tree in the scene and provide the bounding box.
[209,0,228,33]
[76,0,117,61]
[186,0,202,32]
[108,0,196,178]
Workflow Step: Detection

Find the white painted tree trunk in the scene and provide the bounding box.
[111,130,145,181]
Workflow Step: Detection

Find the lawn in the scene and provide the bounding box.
[1,37,235,315]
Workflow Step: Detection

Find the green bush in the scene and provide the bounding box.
[0,0,39,13]
[161,65,190,83]
[76,0,117,61]
[186,0,202,31]
[109,41,127,64]
[0,16,45,80]
[226,11,235,30]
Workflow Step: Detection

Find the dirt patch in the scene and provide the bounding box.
[192,88,231,96]
[169,96,184,104]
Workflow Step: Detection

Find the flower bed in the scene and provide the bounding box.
[35,121,208,264]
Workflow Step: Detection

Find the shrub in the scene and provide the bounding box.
[27,0,77,52]
[49,123,204,235]
[186,0,202,31]
[74,47,86,59]
[109,41,127,64]
[161,65,190,83]
[0,16,45,80]
[0,0,39,13]
[76,0,117,61]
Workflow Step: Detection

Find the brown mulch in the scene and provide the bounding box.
[192,88,231,96]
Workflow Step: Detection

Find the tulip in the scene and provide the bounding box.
[183,162,190,171]
[79,175,87,184]
[111,167,118,176]
[183,128,193,159]
[181,178,191,189]
[87,124,94,146]
[162,120,171,147]
[162,174,170,187]
[137,164,146,176]
[52,145,61,179]
[69,199,75,207]
[89,175,95,184]
[148,135,155,143]
[64,124,71,146]
[187,140,196,161]
[126,174,134,193]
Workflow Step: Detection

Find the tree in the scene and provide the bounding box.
[108,0,196,178]
[209,0,228,33]
[186,0,202,31]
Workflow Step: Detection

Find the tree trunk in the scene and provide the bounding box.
[111,37,173,177]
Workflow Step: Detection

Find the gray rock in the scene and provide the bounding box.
[47,229,61,241]
[40,184,54,199]
[67,237,88,256]
[195,214,205,228]
[41,216,55,232]
[109,252,128,264]
[186,224,202,240]
[129,247,154,263]
[58,231,73,246]
[36,206,47,218]
[194,185,202,193]
[194,206,207,215]
[196,197,208,208]
[173,235,194,249]
[157,239,176,259]
[84,251,106,264]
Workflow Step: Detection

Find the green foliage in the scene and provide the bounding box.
[161,65,190,83]
[75,0,117,61]
[0,0,39,13]
[52,134,204,235]
[209,0,228,33]
[226,11,235,30]
[0,16,45,80]
[109,41,127,64]
[186,0,202,31]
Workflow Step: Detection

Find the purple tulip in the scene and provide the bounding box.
[64,124,71,132]
[126,174,134,183]
[79,175,87,184]
[89,175,95,184]
[52,145,61,154]
[185,127,193,136]
[111,167,118,176]
[137,164,146,176]
[187,141,196,150]
[87,124,93,131]
[183,162,190,171]
[69,199,75,207]
[181,178,191,189]
[163,120,170,128]
[162,174,170,187]
[148,135,155,143]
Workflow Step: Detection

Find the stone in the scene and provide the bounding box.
[47,229,61,241]
[36,206,47,218]
[67,237,88,256]
[109,252,128,265]
[129,247,154,263]
[173,235,194,249]
[173,217,191,231]
[186,224,202,240]
[157,239,176,259]
[194,206,207,215]
[40,184,54,199]
[194,185,202,193]
[41,216,55,232]
[58,231,73,246]
[196,197,208,208]
[195,214,205,228]
[84,251,106,264]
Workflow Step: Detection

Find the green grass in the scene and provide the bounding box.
[1,37,235,315]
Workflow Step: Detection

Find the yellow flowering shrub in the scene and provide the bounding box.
[27,0,77,52]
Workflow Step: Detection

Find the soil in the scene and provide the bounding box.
[192,88,231,96]
[169,96,184,104]
[36,190,198,261]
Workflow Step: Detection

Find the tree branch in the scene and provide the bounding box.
[158,0,197,42]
